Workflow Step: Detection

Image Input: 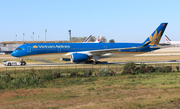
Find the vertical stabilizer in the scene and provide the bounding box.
[143,23,168,45]
[84,35,92,43]
[95,36,102,43]
[165,35,171,42]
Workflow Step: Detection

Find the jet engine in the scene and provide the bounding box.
[70,53,88,63]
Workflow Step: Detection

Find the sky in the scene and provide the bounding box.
[0,0,180,43]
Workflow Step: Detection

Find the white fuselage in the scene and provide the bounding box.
[166,41,180,45]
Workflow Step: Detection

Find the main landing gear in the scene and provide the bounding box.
[86,60,101,64]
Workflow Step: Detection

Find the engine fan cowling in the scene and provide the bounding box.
[71,53,88,63]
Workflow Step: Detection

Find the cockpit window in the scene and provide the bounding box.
[16,48,21,50]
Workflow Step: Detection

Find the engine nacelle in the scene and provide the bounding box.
[71,53,88,63]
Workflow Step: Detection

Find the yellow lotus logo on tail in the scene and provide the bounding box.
[148,30,162,45]
[33,45,38,48]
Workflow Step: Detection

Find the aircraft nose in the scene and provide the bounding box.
[11,51,15,57]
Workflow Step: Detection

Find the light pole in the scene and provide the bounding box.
[15,34,17,41]
[38,35,40,41]
[32,32,34,41]
[23,33,25,43]
[45,29,47,42]
[68,30,71,42]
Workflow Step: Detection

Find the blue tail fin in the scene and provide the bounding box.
[143,23,168,45]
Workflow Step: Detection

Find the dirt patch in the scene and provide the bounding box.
[0,89,42,101]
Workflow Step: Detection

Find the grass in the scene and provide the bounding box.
[1,55,180,108]
[1,72,180,108]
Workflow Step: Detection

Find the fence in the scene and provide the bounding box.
[0,62,180,79]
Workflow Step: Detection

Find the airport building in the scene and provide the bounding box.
[0,44,22,54]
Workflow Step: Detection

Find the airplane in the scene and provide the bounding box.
[165,35,180,45]
[84,35,102,43]
[11,23,168,64]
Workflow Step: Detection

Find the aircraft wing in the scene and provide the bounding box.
[88,41,151,55]
[66,41,151,56]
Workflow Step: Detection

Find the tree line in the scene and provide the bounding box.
[71,36,115,43]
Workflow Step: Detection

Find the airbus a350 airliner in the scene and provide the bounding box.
[11,23,168,64]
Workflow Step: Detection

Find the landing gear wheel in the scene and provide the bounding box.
[86,60,94,64]
[93,61,101,64]
[97,61,101,64]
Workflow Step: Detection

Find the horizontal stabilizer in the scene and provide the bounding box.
[150,45,175,49]
[120,41,151,50]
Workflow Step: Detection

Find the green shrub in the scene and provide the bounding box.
[122,62,136,75]
[40,72,53,81]
[22,75,30,85]
[1,76,10,83]
[176,66,179,72]
[0,70,62,89]
[52,72,61,79]
[140,63,148,74]
[124,62,136,70]
[156,66,172,73]
[164,66,172,73]
[135,67,141,74]
[98,68,112,76]
[70,72,79,77]
[147,66,155,73]
[84,70,92,77]
[0,84,2,89]
[29,75,39,85]
[156,67,164,72]
[140,63,146,68]
[122,62,174,75]
[134,63,148,74]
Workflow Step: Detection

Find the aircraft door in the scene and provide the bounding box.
[27,46,31,52]
[58,48,61,52]
[103,46,107,49]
